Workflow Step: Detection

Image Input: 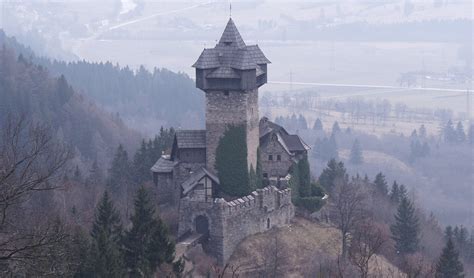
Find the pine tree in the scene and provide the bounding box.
[391,196,419,254]
[390,181,400,204]
[327,132,338,160]
[419,124,427,138]
[124,187,175,277]
[468,124,474,145]
[318,159,347,192]
[87,159,104,186]
[398,184,408,200]
[373,172,388,196]
[298,114,308,130]
[90,191,125,277]
[443,120,457,143]
[298,155,311,197]
[349,139,363,164]
[215,125,250,197]
[107,144,133,193]
[133,139,152,185]
[435,237,464,278]
[313,118,323,131]
[456,121,466,143]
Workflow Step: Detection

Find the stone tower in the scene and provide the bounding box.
[193,18,270,173]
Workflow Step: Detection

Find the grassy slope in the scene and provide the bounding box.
[227,217,402,277]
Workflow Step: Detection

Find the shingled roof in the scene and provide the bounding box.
[192,18,270,78]
[259,118,310,154]
[151,156,177,173]
[181,167,220,195]
[175,130,206,149]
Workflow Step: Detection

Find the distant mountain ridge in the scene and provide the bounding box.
[0,42,140,168]
[0,29,205,135]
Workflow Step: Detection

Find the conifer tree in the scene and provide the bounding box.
[313,118,323,131]
[391,196,419,254]
[398,184,408,200]
[373,172,388,196]
[215,125,250,197]
[297,114,308,130]
[90,191,125,277]
[443,120,457,143]
[124,187,175,277]
[87,159,104,186]
[349,139,363,164]
[133,140,152,185]
[390,181,400,204]
[456,121,466,143]
[318,159,347,192]
[108,144,133,193]
[298,155,311,197]
[435,237,464,278]
[328,132,338,160]
[468,124,474,145]
[419,124,427,138]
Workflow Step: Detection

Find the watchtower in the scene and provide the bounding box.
[193,18,270,172]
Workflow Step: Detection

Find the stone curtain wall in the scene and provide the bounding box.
[178,186,294,265]
[205,89,259,173]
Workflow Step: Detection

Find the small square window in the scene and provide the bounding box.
[224,90,229,96]
[277,155,281,161]
[263,173,268,178]
[268,155,273,161]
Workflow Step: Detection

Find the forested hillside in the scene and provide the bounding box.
[0,29,205,134]
[0,45,140,167]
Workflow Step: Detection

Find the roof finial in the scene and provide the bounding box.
[229,1,232,18]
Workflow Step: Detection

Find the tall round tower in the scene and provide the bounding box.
[193,18,270,173]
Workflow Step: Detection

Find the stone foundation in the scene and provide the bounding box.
[178,186,294,265]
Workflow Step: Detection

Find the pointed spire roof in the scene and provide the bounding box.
[193,18,270,75]
[217,18,246,49]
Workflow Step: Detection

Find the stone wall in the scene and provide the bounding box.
[178,186,294,265]
[205,89,259,174]
[260,136,293,178]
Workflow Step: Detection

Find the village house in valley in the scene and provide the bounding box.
[151,18,309,265]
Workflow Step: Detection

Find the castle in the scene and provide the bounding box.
[151,18,309,265]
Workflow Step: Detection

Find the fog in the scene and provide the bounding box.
[1,0,472,226]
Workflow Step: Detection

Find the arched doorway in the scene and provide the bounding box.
[195,215,209,242]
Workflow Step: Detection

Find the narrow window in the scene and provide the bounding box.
[277,155,281,161]
[267,218,270,229]
[268,155,273,161]
[224,90,229,96]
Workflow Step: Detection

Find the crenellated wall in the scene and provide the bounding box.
[178,186,294,265]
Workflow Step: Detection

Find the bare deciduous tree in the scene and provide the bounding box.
[0,115,73,272]
[329,178,367,259]
[349,220,386,278]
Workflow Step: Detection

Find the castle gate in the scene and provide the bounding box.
[195,215,209,240]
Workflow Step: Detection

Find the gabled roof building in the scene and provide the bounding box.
[150,18,308,265]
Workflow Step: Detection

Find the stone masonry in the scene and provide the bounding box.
[178,186,294,265]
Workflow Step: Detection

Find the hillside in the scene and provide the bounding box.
[181,217,402,277]
[0,45,140,168]
[0,29,205,134]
